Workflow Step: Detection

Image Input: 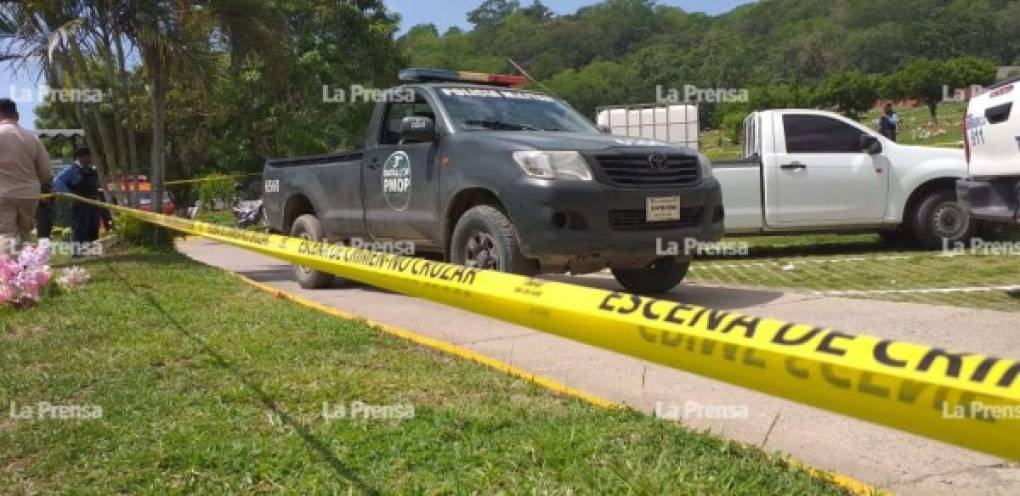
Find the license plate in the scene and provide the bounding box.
[646,196,682,222]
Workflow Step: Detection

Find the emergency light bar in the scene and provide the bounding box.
[398,68,527,88]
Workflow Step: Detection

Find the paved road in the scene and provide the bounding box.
[179,238,1020,495]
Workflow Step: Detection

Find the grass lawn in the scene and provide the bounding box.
[194,209,235,227]
[0,247,851,494]
[690,233,1020,312]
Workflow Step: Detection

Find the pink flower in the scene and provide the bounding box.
[0,241,54,308]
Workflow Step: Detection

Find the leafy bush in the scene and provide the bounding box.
[116,215,179,250]
[720,112,746,143]
[195,174,237,210]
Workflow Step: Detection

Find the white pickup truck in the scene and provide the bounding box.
[958,77,1020,229]
[714,109,972,248]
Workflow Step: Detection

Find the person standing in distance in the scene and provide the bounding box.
[878,102,899,142]
[54,147,112,256]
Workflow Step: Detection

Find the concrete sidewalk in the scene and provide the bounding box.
[179,238,1020,495]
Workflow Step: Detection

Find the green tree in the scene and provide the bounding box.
[467,0,520,29]
[882,58,948,123]
[544,60,643,118]
[813,71,879,119]
[884,56,996,124]
[944,55,997,97]
[122,0,284,213]
[747,84,813,110]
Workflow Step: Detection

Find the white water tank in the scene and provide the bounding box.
[596,104,699,150]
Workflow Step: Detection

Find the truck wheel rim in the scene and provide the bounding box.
[932,203,967,240]
[465,231,501,270]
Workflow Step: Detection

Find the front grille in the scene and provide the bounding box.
[608,207,702,231]
[594,153,700,187]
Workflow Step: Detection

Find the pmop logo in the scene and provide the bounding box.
[381,151,411,211]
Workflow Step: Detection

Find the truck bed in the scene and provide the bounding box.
[263,150,366,236]
[711,156,764,232]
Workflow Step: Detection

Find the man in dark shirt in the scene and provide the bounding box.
[878,102,899,141]
[53,147,112,255]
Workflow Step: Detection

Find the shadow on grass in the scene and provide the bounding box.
[100,259,378,494]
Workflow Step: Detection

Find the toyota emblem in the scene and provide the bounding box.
[648,153,669,169]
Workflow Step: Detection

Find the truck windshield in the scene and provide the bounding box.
[437,87,597,133]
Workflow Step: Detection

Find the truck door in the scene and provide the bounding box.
[771,113,889,225]
[362,90,442,244]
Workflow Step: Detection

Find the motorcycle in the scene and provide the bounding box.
[233,199,264,228]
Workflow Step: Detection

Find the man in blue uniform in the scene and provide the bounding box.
[878,102,899,141]
[53,147,113,255]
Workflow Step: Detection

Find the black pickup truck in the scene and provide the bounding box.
[263,68,724,294]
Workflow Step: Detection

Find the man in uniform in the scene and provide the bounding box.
[54,147,112,255]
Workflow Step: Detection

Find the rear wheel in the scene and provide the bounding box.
[911,190,974,249]
[611,257,691,294]
[290,214,335,289]
[450,205,538,275]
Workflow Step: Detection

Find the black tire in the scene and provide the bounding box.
[290,214,335,289]
[910,189,975,250]
[611,257,691,294]
[450,205,538,275]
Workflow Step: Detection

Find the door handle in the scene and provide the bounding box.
[367,159,380,170]
[780,162,806,170]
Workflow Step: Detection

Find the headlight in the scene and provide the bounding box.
[698,155,715,179]
[512,151,593,181]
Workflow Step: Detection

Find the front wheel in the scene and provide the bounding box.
[611,257,691,294]
[450,205,538,275]
[290,214,335,289]
[911,190,974,250]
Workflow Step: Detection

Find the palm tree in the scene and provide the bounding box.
[119,0,283,214]
[4,0,283,214]
[0,1,121,201]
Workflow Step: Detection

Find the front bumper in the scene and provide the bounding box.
[957,177,1020,224]
[503,176,725,267]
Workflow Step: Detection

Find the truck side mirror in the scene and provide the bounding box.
[860,134,883,155]
[597,125,612,135]
[399,116,436,143]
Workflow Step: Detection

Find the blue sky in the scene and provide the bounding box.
[0,0,752,128]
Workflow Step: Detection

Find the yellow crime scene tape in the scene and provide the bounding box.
[54,193,1020,461]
